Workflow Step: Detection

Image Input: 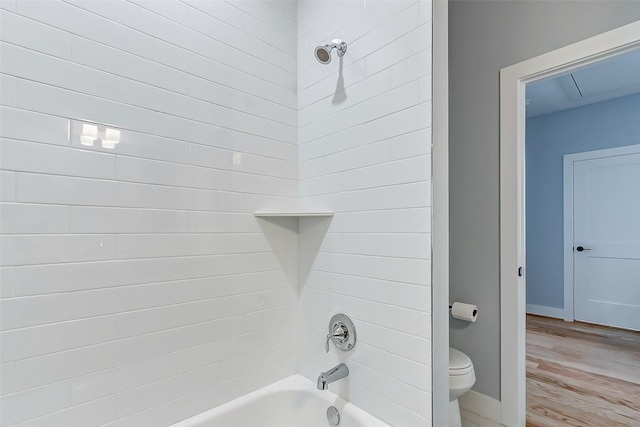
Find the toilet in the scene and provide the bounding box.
[449,347,476,427]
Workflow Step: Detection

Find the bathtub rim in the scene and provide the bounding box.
[168,373,390,427]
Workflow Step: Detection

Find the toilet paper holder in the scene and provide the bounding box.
[449,302,478,322]
[448,304,478,315]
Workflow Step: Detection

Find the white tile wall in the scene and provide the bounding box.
[1,0,433,426]
[0,1,298,426]
[297,1,432,427]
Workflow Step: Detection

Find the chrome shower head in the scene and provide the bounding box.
[314,39,347,64]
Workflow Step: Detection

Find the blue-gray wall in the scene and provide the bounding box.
[526,92,640,309]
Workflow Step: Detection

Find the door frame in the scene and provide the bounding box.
[563,145,640,323]
[499,20,640,427]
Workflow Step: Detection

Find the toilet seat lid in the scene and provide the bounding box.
[449,347,473,373]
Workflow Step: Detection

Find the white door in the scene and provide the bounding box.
[573,151,640,331]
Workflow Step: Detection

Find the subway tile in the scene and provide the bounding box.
[15,79,156,136]
[0,107,71,147]
[299,69,391,127]
[0,42,119,100]
[69,206,189,234]
[71,352,188,405]
[419,75,431,103]
[65,0,117,20]
[131,0,190,27]
[186,76,297,126]
[153,186,198,211]
[1,1,432,425]
[340,232,430,259]
[149,254,244,282]
[389,281,432,312]
[189,144,296,180]
[16,0,153,61]
[151,377,244,427]
[15,258,157,296]
[12,396,115,427]
[0,380,71,426]
[0,203,69,234]
[70,35,191,97]
[113,298,220,339]
[187,212,261,234]
[10,351,71,393]
[69,276,230,320]
[390,50,431,88]
[1,74,16,106]
[183,0,243,29]
[0,362,14,395]
[265,0,297,22]
[152,315,245,358]
[116,234,221,259]
[114,362,218,418]
[241,74,296,109]
[101,409,154,427]
[305,270,390,303]
[389,0,420,16]
[300,81,422,144]
[0,10,72,59]
[0,0,15,11]
[0,267,15,298]
[0,293,69,331]
[357,320,431,364]
[116,0,190,46]
[350,383,427,427]
[243,305,296,332]
[420,0,432,23]
[0,315,115,362]
[234,0,296,37]
[71,127,191,164]
[185,8,264,64]
[1,139,116,179]
[0,234,116,266]
[0,171,16,202]
[365,23,431,77]
[389,128,432,160]
[15,173,156,208]
[243,13,295,55]
[267,44,297,73]
[387,353,431,392]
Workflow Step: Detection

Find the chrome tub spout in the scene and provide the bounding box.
[317,363,349,390]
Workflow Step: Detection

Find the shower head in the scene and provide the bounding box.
[314,39,347,64]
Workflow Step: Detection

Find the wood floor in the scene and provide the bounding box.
[526,315,640,426]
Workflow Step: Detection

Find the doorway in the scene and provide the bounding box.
[499,20,640,427]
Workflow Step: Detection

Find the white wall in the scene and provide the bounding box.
[296,1,433,426]
[0,1,298,426]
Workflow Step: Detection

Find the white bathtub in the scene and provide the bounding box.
[170,374,389,427]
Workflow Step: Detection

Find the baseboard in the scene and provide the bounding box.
[459,390,501,424]
[526,303,565,320]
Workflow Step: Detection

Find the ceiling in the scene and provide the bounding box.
[526,48,640,118]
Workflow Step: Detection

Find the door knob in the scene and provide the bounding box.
[576,246,591,252]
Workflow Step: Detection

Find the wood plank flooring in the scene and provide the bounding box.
[526,315,640,427]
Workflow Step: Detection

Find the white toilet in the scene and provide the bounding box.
[449,347,476,427]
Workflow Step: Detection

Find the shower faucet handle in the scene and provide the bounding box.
[325,324,348,353]
[325,314,357,353]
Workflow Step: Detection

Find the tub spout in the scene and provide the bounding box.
[317,363,349,390]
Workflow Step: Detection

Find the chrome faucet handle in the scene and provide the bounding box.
[324,314,356,353]
[325,324,348,353]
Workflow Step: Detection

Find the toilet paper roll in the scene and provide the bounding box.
[451,302,478,322]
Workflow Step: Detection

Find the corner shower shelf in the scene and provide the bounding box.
[253,211,333,218]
